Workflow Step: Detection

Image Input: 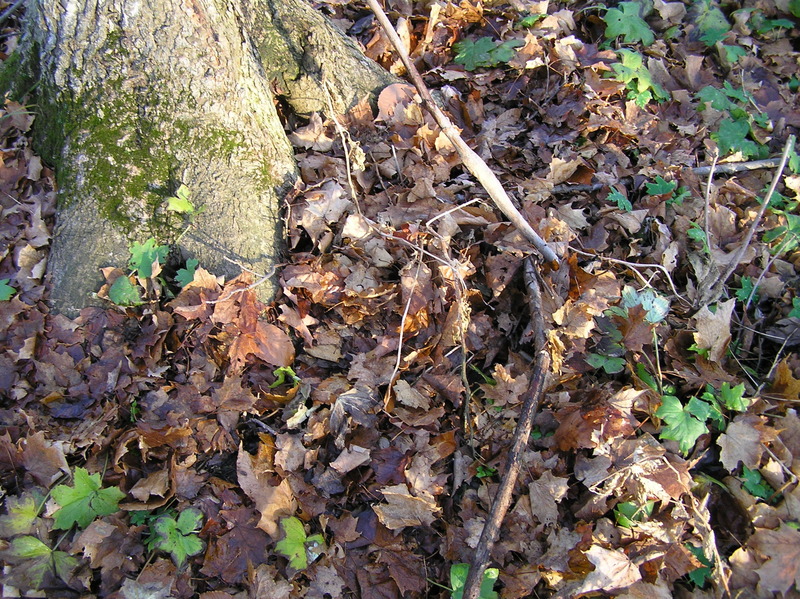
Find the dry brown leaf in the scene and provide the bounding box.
[718,414,775,471]
[236,444,296,538]
[373,484,440,530]
[750,523,800,594]
[330,445,371,474]
[528,471,569,526]
[288,112,334,151]
[572,545,642,595]
[693,298,735,362]
[21,431,69,487]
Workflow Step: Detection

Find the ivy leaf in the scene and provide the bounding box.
[735,276,758,303]
[656,395,708,454]
[789,297,800,319]
[603,2,655,46]
[691,0,731,46]
[450,563,499,599]
[175,258,199,287]
[152,508,205,568]
[0,278,15,301]
[165,184,195,214]
[108,275,143,306]
[128,238,169,279]
[51,467,126,530]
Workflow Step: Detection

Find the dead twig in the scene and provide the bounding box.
[462,257,551,599]
[365,0,559,267]
[697,135,796,307]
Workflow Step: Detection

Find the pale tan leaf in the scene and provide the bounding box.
[236,444,296,538]
[718,414,774,471]
[373,484,440,530]
[528,471,569,526]
[750,523,800,594]
[693,298,736,362]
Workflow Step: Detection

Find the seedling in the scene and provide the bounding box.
[51,467,126,530]
[476,465,497,479]
[646,176,691,206]
[453,37,524,71]
[165,184,197,215]
[275,516,325,570]
[269,366,301,389]
[449,563,498,599]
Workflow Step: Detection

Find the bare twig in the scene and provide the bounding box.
[365,0,559,267]
[0,0,24,28]
[462,257,550,599]
[697,135,796,307]
[703,149,718,251]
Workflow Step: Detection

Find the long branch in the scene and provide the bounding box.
[461,258,550,599]
[365,0,559,267]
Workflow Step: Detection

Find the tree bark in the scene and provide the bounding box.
[21,0,394,316]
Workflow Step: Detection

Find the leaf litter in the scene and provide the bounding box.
[1,0,800,597]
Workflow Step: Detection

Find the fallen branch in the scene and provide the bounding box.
[551,157,788,195]
[696,134,796,307]
[365,0,559,267]
[462,257,551,599]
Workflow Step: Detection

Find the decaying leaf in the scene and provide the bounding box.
[373,484,440,530]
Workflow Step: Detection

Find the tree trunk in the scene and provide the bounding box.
[21,0,394,316]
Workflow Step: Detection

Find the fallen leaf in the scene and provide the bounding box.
[373,484,440,530]
[236,444,296,538]
[693,299,735,362]
[750,523,800,594]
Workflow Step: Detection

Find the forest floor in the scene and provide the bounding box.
[2,0,800,597]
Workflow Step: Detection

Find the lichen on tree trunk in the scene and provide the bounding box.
[21,0,395,316]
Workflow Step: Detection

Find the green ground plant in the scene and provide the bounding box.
[275,516,325,571]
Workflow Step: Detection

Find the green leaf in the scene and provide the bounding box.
[454,37,499,71]
[741,466,774,501]
[790,297,800,319]
[476,465,497,479]
[719,382,748,411]
[166,184,195,214]
[269,366,301,388]
[51,467,126,530]
[646,176,677,196]
[691,0,731,46]
[610,50,668,107]
[175,258,199,287]
[614,500,654,527]
[517,14,546,28]
[607,188,632,211]
[688,223,710,253]
[152,508,204,568]
[790,0,800,18]
[713,118,761,158]
[453,37,522,71]
[7,535,51,559]
[128,238,170,279]
[276,516,311,570]
[586,353,626,374]
[697,85,735,112]
[450,563,499,599]
[0,278,15,301]
[686,544,712,587]
[636,363,659,391]
[0,491,43,536]
[108,275,143,306]
[603,2,655,45]
[735,276,758,304]
[722,44,747,64]
[656,395,708,454]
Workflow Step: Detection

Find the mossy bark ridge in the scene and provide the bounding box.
[21,0,394,316]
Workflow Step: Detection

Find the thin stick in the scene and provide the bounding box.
[698,135,796,307]
[0,0,24,28]
[703,150,718,251]
[462,258,550,599]
[365,0,559,267]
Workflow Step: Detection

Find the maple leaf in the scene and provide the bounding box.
[373,484,440,530]
[0,491,45,536]
[128,238,169,279]
[604,2,655,45]
[0,278,15,300]
[51,467,126,530]
[236,444,297,537]
[0,535,80,591]
[750,524,800,594]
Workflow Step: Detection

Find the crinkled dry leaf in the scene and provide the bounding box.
[236,444,296,538]
[373,484,440,530]
[750,523,800,595]
[718,414,775,471]
[693,299,735,362]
